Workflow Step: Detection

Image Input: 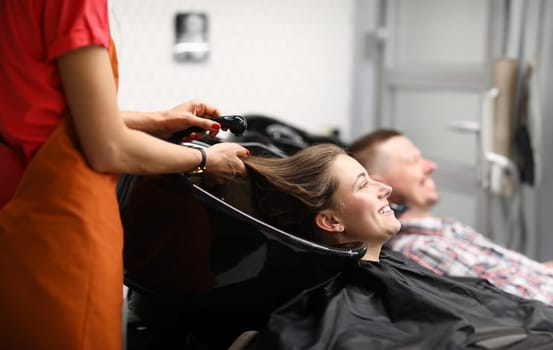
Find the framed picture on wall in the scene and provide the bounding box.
[173,12,209,62]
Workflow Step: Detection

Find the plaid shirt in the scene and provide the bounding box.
[384,216,553,305]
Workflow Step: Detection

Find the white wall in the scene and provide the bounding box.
[109,0,355,140]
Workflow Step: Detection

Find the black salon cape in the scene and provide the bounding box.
[254,251,553,350]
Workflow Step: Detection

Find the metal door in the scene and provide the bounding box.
[370,0,506,233]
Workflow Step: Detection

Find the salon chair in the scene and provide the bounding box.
[118,142,366,349]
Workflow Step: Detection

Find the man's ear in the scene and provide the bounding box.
[315,209,343,232]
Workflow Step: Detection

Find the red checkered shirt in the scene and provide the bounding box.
[385,216,553,305]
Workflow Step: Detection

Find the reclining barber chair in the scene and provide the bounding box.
[118,140,366,349]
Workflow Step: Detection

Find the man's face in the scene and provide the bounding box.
[375,136,439,210]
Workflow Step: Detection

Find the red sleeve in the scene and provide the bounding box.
[43,0,110,61]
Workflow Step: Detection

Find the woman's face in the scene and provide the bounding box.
[329,154,401,243]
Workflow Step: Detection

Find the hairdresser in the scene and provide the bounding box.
[0,1,248,349]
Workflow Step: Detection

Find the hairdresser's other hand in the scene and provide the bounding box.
[204,143,250,182]
[122,99,222,140]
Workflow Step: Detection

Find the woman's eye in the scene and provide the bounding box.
[360,181,369,189]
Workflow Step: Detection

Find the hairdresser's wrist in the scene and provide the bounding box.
[189,147,207,174]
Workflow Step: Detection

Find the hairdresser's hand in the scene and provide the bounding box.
[122,99,222,140]
[204,143,250,183]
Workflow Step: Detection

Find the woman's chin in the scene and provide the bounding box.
[388,223,402,236]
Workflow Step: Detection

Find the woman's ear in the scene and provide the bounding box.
[315,209,344,232]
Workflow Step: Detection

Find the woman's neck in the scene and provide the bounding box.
[361,244,382,262]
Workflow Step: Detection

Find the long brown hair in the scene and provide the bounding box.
[244,144,346,241]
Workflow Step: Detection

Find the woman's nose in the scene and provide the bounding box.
[377,181,393,198]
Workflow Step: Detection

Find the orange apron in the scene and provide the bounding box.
[0,39,123,350]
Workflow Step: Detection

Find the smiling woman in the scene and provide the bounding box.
[242,143,553,349]
[245,143,399,261]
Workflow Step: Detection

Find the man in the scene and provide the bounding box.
[348,129,553,305]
